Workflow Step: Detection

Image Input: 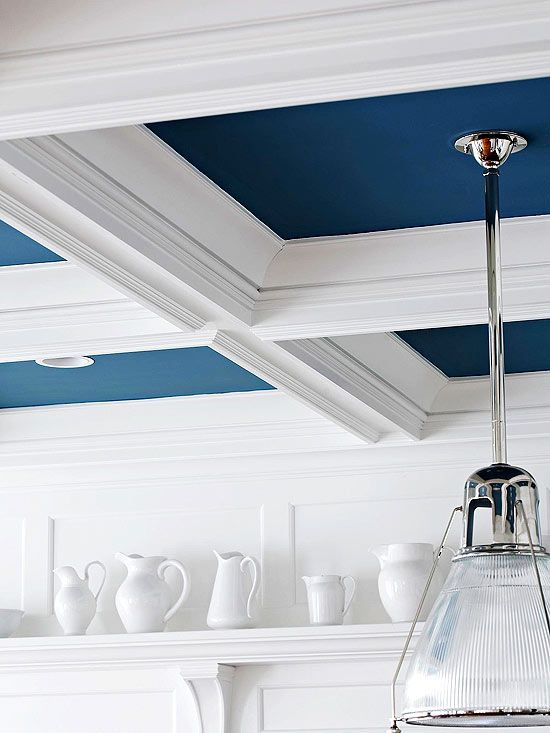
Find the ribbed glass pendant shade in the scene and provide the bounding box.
[402,553,550,726]
[388,134,550,731]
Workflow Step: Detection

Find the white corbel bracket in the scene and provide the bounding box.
[177,662,235,733]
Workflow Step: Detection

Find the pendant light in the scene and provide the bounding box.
[389,132,550,730]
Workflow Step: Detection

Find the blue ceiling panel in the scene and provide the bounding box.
[398,319,550,378]
[0,348,273,408]
[148,77,550,239]
[0,220,64,266]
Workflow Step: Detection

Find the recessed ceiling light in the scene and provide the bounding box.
[35,356,95,369]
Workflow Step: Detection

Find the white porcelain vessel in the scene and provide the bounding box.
[302,574,356,625]
[207,551,261,629]
[115,553,190,633]
[53,562,106,635]
[371,542,442,623]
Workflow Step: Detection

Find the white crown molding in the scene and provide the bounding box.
[255,216,550,338]
[0,300,145,332]
[0,260,216,361]
[277,337,427,439]
[0,373,549,475]
[0,329,217,364]
[333,332,447,413]
[1,132,268,322]
[0,391,361,467]
[211,332,385,442]
[0,131,400,444]
[0,0,548,138]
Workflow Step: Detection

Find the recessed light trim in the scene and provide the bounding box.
[35,356,95,369]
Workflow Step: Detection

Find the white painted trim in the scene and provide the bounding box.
[1,133,264,321]
[333,332,448,413]
[211,332,386,443]
[0,329,217,364]
[0,623,418,668]
[0,132,395,443]
[278,338,426,439]
[255,216,550,338]
[0,373,550,472]
[0,300,144,332]
[0,260,218,361]
[0,0,548,138]
[0,391,362,467]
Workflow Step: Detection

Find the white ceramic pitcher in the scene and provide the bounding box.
[302,574,356,625]
[207,551,261,629]
[54,561,106,635]
[371,543,443,623]
[115,553,190,633]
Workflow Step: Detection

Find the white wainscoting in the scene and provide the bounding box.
[0,391,547,731]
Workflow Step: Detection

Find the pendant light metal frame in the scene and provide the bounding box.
[388,131,550,732]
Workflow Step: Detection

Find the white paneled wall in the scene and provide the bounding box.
[0,391,548,732]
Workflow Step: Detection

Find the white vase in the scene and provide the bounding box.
[302,574,356,625]
[207,551,260,629]
[371,543,442,623]
[53,561,106,635]
[115,553,190,633]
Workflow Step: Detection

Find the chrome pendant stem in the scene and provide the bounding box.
[455,131,527,463]
[484,170,507,464]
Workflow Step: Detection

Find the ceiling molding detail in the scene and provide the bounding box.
[0,328,216,365]
[0,260,214,362]
[1,375,550,475]
[0,131,394,443]
[0,0,548,139]
[0,391,361,467]
[277,338,427,439]
[255,216,550,339]
[211,332,384,443]
[1,131,272,322]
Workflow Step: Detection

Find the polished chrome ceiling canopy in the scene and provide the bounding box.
[388,132,550,731]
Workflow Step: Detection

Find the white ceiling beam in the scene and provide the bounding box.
[0,0,548,139]
[277,337,430,440]
[0,261,216,362]
[254,216,550,339]
[0,131,402,443]
[331,333,447,414]
[424,371,550,444]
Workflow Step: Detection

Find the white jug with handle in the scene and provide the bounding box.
[115,553,190,633]
[371,543,442,623]
[302,574,356,625]
[207,551,261,629]
[54,561,106,635]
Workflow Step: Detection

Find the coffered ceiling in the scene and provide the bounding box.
[0,0,549,449]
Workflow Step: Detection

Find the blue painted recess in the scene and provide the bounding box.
[0,220,64,266]
[0,347,273,408]
[398,319,550,378]
[148,77,550,240]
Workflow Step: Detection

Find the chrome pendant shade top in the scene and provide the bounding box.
[391,133,550,730]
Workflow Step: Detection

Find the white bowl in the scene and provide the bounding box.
[0,609,24,637]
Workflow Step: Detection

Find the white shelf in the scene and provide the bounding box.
[0,622,422,672]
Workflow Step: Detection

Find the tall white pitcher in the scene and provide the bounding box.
[207,551,260,629]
